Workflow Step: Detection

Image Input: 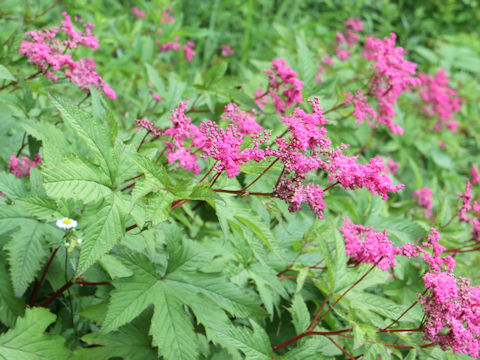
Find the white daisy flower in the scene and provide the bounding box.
[56,217,78,230]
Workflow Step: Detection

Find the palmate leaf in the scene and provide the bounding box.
[0,307,70,360]
[102,234,265,360]
[42,155,113,203]
[50,96,119,183]
[72,311,157,360]
[0,204,61,297]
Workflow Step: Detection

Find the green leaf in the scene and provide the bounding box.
[204,62,228,87]
[0,307,70,360]
[0,64,16,81]
[17,196,62,221]
[43,155,113,203]
[149,283,199,360]
[0,205,59,297]
[5,222,48,297]
[296,35,315,90]
[99,254,133,279]
[77,196,125,273]
[74,311,157,360]
[0,256,25,327]
[0,172,28,199]
[213,321,274,360]
[103,238,265,359]
[288,294,310,334]
[365,216,426,244]
[50,96,119,183]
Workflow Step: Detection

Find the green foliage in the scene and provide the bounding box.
[0,308,69,359]
[0,0,479,359]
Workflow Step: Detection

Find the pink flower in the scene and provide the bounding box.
[344,90,377,127]
[419,69,465,132]
[18,12,115,99]
[64,57,116,99]
[135,118,163,136]
[222,103,262,135]
[131,6,146,19]
[183,41,195,62]
[387,157,400,174]
[327,152,404,200]
[221,44,234,57]
[200,121,266,178]
[253,89,267,109]
[471,165,479,185]
[275,178,326,219]
[160,7,175,23]
[160,41,181,52]
[457,180,480,242]
[363,33,421,134]
[9,153,42,178]
[163,101,205,174]
[339,218,397,270]
[334,18,363,61]
[414,187,433,219]
[264,58,304,114]
[152,93,162,102]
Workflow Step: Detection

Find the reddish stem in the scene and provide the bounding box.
[241,158,279,191]
[76,280,111,286]
[0,70,43,91]
[312,260,381,329]
[324,102,346,115]
[306,297,329,331]
[327,336,355,360]
[272,328,353,352]
[39,280,75,307]
[125,224,138,232]
[212,189,274,196]
[29,247,59,306]
[123,173,144,183]
[323,181,340,192]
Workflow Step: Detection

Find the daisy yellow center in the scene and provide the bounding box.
[63,219,71,224]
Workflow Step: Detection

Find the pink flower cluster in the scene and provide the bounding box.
[472,165,479,184]
[457,180,480,242]
[339,218,398,270]
[159,35,195,62]
[418,70,465,133]
[262,58,304,114]
[200,121,270,179]
[344,90,377,126]
[222,103,262,135]
[413,187,433,219]
[183,41,195,63]
[163,101,205,175]
[135,118,163,136]
[363,33,421,134]
[9,154,42,178]
[417,229,480,358]
[221,44,234,57]
[18,12,116,99]
[132,6,146,19]
[327,152,404,200]
[271,98,403,218]
[275,179,326,219]
[160,8,175,24]
[335,18,363,61]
